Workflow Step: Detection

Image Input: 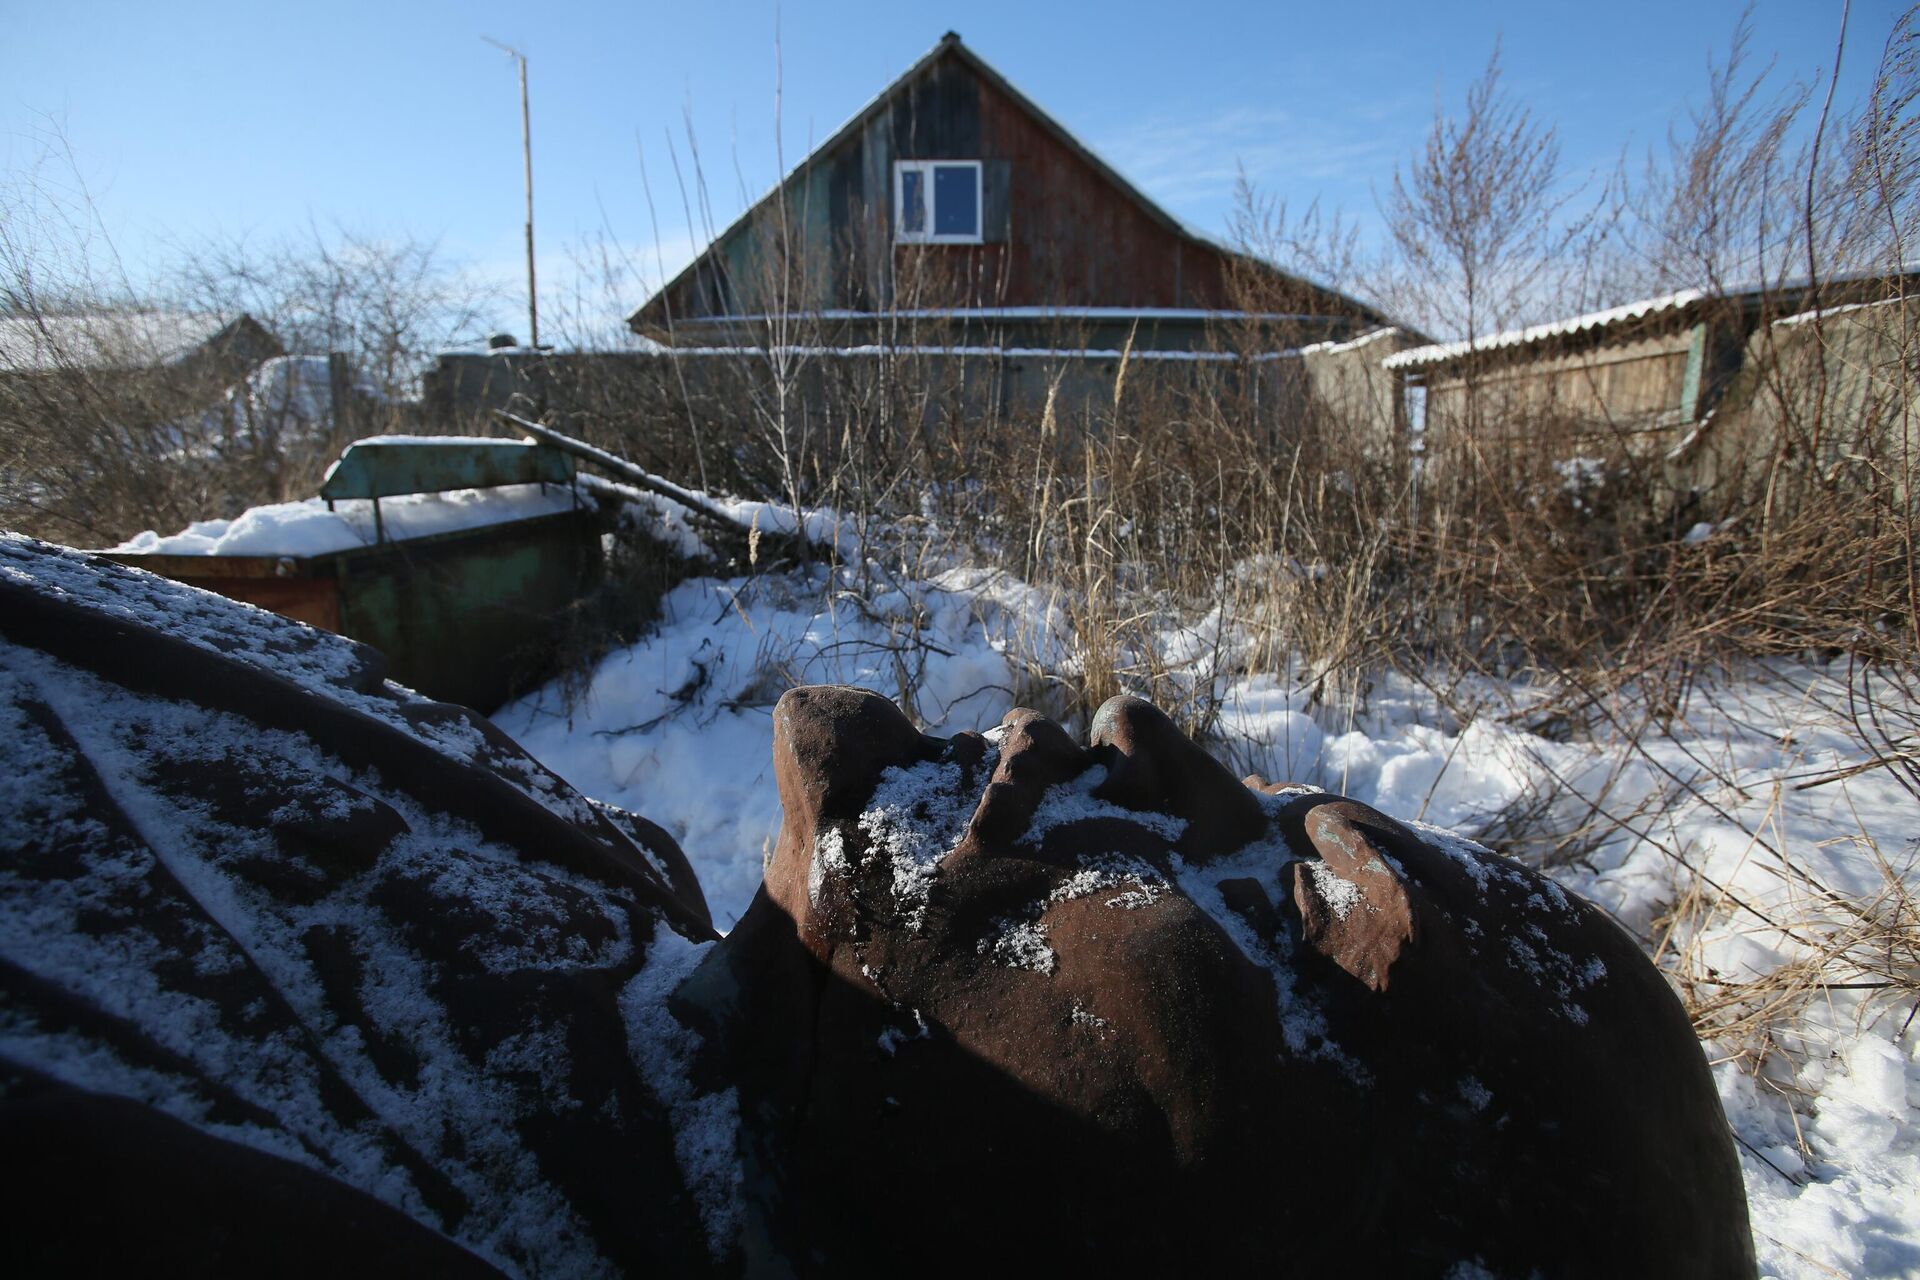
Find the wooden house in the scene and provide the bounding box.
[0,309,283,442]
[627,32,1389,353]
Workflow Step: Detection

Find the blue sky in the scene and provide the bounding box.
[2,0,1901,338]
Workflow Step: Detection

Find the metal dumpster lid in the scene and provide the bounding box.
[319,435,575,502]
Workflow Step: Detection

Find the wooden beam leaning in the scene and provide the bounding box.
[491,409,819,560]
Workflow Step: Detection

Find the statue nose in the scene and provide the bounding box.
[964,706,1094,849]
[1088,694,1268,860]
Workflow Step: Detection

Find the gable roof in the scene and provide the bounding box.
[0,311,272,375]
[629,32,1391,333]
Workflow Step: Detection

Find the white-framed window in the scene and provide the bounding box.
[894,160,984,244]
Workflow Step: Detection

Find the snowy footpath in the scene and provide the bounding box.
[495,559,1920,1279]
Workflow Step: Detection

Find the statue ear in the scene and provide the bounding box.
[1288,803,1418,993]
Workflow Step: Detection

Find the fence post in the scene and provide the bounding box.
[328,352,356,444]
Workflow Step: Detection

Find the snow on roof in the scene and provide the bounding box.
[1381,291,1705,372]
[608,342,1314,363]
[1385,267,1920,372]
[675,306,1334,324]
[1295,326,1407,358]
[0,310,247,374]
[1770,295,1905,328]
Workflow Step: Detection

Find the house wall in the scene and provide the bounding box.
[0,315,286,438]
[957,63,1231,311]
[422,325,1417,500]
[428,346,1256,434]
[1402,294,1920,515]
[1297,329,1422,463]
[1420,327,1700,445]
[1679,298,1920,505]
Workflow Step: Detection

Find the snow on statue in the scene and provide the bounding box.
[1,536,1753,1276]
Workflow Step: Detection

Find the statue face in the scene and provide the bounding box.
[690,684,1753,1277]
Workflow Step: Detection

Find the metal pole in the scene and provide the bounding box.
[518,53,537,349]
[483,37,537,349]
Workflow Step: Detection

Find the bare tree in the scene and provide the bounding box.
[1630,11,1812,296]
[1226,172,1377,311]
[1832,8,1920,277]
[2,130,504,546]
[168,225,499,402]
[1381,45,1591,345]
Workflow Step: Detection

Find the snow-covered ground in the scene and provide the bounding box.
[495,543,1920,1280]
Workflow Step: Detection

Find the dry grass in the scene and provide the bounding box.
[1657,825,1920,1067]
[1471,657,1920,1090]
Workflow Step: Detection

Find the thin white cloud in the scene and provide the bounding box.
[1095,98,1423,211]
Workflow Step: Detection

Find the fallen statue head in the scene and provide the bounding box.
[676,685,1755,1277]
[0,537,1754,1277]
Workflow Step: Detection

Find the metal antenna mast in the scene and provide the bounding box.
[482,36,538,349]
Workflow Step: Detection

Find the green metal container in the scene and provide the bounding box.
[107,438,605,712]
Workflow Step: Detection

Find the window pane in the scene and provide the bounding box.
[933,164,978,237]
[900,168,926,234]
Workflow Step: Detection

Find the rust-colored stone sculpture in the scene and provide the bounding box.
[679,685,1757,1277]
[0,537,715,1277]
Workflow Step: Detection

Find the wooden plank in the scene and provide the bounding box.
[491,410,817,553]
[1680,322,1708,421]
[182,575,342,632]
